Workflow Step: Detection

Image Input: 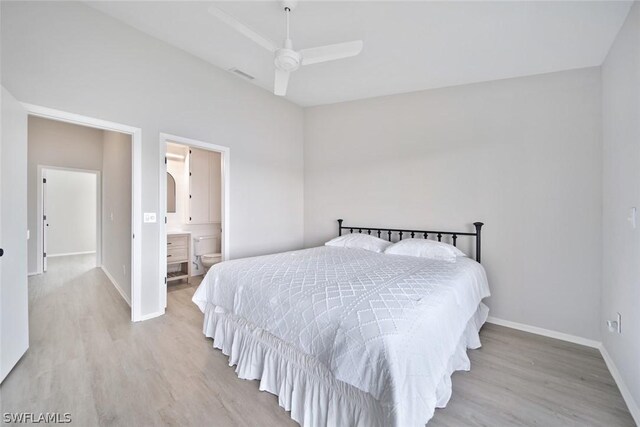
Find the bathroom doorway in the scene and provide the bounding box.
[159,133,229,310]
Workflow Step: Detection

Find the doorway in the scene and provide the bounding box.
[159,133,230,310]
[24,104,143,321]
[39,167,100,272]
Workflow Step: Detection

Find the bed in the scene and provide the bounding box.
[192,220,490,426]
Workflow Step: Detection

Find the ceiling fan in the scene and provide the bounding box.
[209,1,363,96]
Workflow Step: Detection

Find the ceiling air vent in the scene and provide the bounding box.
[228,68,255,81]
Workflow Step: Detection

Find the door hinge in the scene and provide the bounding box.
[165,157,167,165]
[43,215,47,220]
[43,178,47,184]
[189,217,192,221]
[189,194,192,199]
[43,252,47,258]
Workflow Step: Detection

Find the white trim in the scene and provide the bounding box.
[100,266,131,307]
[37,166,101,272]
[486,316,601,349]
[48,251,96,258]
[158,133,230,311]
[24,103,143,322]
[23,104,140,134]
[27,272,39,277]
[599,344,640,425]
[138,310,164,321]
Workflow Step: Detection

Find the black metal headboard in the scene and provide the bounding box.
[337,219,484,263]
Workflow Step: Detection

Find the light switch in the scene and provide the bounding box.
[628,207,637,229]
[144,212,157,223]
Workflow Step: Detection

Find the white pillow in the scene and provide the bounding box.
[325,234,392,253]
[384,238,466,262]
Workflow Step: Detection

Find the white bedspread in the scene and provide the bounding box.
[193,246,490,426]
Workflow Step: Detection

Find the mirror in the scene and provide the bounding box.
[167,172,176,213]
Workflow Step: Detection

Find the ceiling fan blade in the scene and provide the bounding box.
[274,69,290,96]
[300,40,363,66]
[208,6,278,53]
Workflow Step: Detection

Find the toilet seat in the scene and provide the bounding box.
[201,253,222,272]
[201,253,222,262]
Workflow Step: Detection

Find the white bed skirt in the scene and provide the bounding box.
[202,302,489,426]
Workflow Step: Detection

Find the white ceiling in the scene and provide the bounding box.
[88,1,632,107]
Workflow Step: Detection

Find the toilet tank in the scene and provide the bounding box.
[194,236,219,256]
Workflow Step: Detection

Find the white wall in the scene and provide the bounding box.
[27,116,104,273]
[1,2,304,317]
[601,1,640,419]
[45,169,97,256]
[304,68,603,341]
[102,131,132,302]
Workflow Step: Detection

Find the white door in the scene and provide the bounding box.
[42,169,48,272]
[0,87,29,383]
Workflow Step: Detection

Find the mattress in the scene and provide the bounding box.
[193,246,490,426]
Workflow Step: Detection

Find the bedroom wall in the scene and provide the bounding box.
[45,169,97,256]
[601,1,640,419]
[304,67,603,341]
[27,116,104,274]
[1,2,304,317]
[102,131,132,303]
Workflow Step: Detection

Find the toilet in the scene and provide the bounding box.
[194,236,222,274]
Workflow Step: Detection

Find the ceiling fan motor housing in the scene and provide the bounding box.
[274,47,300,72]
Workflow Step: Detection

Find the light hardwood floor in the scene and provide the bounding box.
[0,255,635,426]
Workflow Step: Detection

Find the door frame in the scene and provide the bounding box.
[158,133,230,310]
[23,103,144,322]
[37,166,101,271]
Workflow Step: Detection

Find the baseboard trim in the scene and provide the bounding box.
[487,316,638,423]
[100,266,131,307]
[27,271,40,277]
[599,344,640,425]
[48,251,96,258]
[138,310,164,321]
[486,316,601,349]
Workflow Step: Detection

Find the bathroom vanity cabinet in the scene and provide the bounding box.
[166,232,191,283]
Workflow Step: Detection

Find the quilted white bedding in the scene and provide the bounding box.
[193,246,490,426]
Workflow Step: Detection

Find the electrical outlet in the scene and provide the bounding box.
[607,313,622,334]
